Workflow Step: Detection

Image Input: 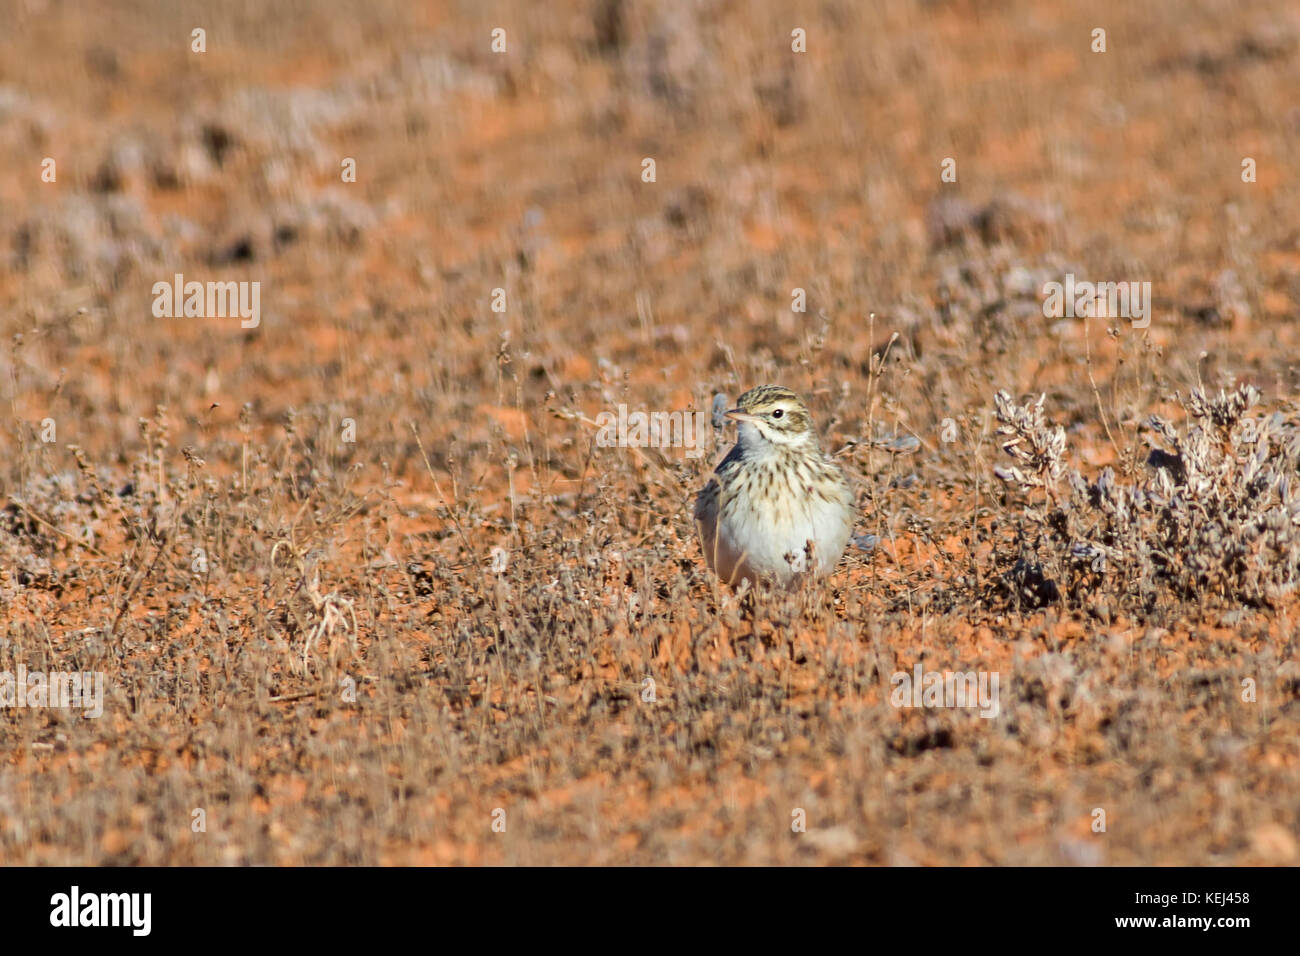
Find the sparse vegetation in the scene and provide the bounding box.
[996,384,1300,612]
[0,0,1296,865]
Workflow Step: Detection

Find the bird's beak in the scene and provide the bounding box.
[725,408,759,424]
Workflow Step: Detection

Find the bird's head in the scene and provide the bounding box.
[726,385,818,449]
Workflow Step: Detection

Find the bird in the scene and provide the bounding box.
[694,385,855,587]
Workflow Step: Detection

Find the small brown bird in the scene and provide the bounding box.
[694,385,854,587]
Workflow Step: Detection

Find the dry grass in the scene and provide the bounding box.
[0,0,1297,864]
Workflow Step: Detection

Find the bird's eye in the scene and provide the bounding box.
[772,409,784,419]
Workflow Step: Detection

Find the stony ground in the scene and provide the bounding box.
[0,0,1297,864]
